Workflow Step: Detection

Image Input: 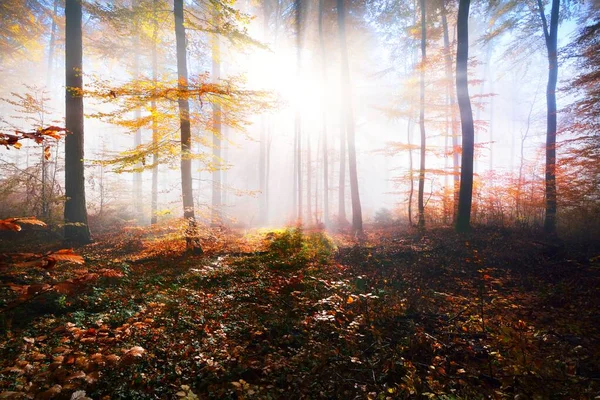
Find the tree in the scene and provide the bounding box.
[132,0,143,223]
[150,0,159,225]
[337,0,363,234]
[318,0,330,226]
[174,0,202,254]
[455,0,475,233]
[295,0,303,223]
[537,0,559,235]
[441,0,459,221]
[211,6,222,227]
[64,0,91,244]
[417,0,427,228]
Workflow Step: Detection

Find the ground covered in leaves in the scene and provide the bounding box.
[1,225,599,399]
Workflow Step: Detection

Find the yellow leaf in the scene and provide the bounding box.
[347,296,354,304]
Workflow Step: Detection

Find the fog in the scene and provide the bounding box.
[0,0,586,231]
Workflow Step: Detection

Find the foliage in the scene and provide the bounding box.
[1,226,598,399]
[264,228,336,269]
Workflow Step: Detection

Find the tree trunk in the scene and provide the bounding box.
[337,0,362,234]
[318,0,329,226]
[150,0,159,225]
[417,0,426,229]
[133,1,143,223]
[537,0,559,235]
[295,0,303,223]
[407,116,414,226]
[307,134,312,225]
[259,4,269,225]
[64,0,91,244]
[455,0,475,233]
[211,9,222,227]
[441,2,459,222]
[338,116,347,225]
[46,0,59,89]
[174,0,202,253]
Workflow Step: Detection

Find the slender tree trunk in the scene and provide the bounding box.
[516,92,537,220]
[295,0,303,223]
[338,116,347,224]
[174,0,202,253]
[259,4,269,225]
[64,0,91,244]
[441,2,459,222]
[293,119,298,220]
[307,135,312,224]
[211,10,222,226]
[537,0,559,235]
[265,127,271,220]
[337,0,362,234]
[417,0,426,228]
[133,1,143,223]
[455,0,475,233]
[150,0,159,225]
[223,124,229,208]
[41,147,48,219]
[315,132,321,223]
[318,0,329,226]
[46,0,59,88]
[407,116,414,226]
[474,44,492,176]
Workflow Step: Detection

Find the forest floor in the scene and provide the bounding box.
[0,224,599,399]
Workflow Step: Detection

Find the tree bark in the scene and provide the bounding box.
[455,0,475,233]
[174,0,202,253]
[307,134,312,224]
[64,0,91,244]
[537,0,559,235]
[211,9,222,227]
[46,0,59,89]
[417,0,426,229]
[318,0,329,226]
[133,0,143,223]
[441,2,459,222]
[150,0,159,225]
[337,0,362,234]
[294,0,303,223]
[338,116,347,225]
[407,116,414,226]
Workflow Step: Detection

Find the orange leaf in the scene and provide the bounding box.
[47,249,84,264]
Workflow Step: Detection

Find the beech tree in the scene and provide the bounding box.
[417,0,427,229]
[455,0,475,232]
[537,0,560,235]
[337,0,363,234]
[64,0,91,244]
[174,0,202,254]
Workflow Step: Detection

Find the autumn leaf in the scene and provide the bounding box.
[120,346,145,366]
[46,249,85,264]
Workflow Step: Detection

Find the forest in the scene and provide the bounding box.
[0,0,599,398]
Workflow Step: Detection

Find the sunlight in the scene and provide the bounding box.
[246,47,333,133]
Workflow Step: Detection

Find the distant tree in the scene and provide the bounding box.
[64,0,92,244]
[318,0,330,226]
[337,0,363,234]
[417,0,427,229]
[441,0,459,221]
[455,0,475,233]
